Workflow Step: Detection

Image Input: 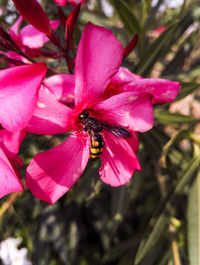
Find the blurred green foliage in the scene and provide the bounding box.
[1,0,200,264]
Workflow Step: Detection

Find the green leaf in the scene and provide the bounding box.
[154,109,197,124]
[161,31,197,77]
[80,11,113,27]
[160,129,192,168]
[135,8,199,76]
[164,68,200,83]
[109,0,140,35]
[187,171,200,265]
[134,24,177,76]
[134,154,200,265]
[175,82,200,101]
[140,126,170,159]
[101,237,138,264]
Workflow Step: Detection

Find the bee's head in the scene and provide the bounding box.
[79,110,89,120]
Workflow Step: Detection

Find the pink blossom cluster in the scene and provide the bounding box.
[0,0,180,204]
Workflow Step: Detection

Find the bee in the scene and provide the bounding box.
[78,109,132,160]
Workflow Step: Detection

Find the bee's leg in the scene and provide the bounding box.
[71,127,85,135]
[87,129,94,141]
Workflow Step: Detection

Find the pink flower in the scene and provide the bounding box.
[12,0,62,49]
[25,23,180,205]
[0,16,60,63]
[0,62,47,198]
[10,16,60,50]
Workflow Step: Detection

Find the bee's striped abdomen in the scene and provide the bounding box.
[90,133,104,160]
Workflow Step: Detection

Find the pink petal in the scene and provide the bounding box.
[12,155,24,168]
[54,0,85,5]
[26,135,90,204]
[26,86,73,135]
[126,132,140,153]
[50,20,61,30]
[129,78,181,104]
[54,0,67,5]
[44,74,75,104]
[20,20,60,49]
[0,62,47,131]
[101,67,142,100]
[95,92,154,132]
[0,129,26,158]
[0,147,23,199]
[10,16,23,37]
[99,131,141,186]
[9,16,23,46]
[65,4,81,51]
[0,51,29,63]
[75,22,123,107]
[110,68,180,104]
[111,67,142,85]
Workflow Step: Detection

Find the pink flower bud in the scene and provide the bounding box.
[12,0,52,36]
[123,34,138,57]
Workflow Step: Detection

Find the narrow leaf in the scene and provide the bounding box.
[160,129,192,168]
[154,109,197,124]
[134,154,200,265]
[135,9,199,76]
[134,24,177,76]
[187,171,200,265]
[110,0,140,35]
[175,82,200,101]
[161,31,196,77]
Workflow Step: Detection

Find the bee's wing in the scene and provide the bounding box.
[101,122,132,139]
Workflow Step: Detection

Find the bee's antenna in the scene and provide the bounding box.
[85,108,94,112]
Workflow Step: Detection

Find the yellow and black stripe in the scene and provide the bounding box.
[89,134,104,160]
